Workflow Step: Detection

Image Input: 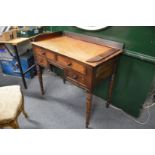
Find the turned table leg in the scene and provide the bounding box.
[63,70,66,84]
[86,91,93,128]
[106,66,117,108]
[22,105,28,118]
[36,64,44,95]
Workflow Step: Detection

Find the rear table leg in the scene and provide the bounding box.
[106,66,116,108]
[22,106,28,118]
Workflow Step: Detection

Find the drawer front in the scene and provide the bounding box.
[33,46,45,56]
[45,50,56,61]
[36,55,48,67]
[65,70,86,86]
[57,55,86,74]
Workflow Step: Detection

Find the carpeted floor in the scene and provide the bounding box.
[0,70,155,129]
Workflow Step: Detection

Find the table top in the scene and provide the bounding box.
[32,35,123,66]
[0,38,30,45]
[0,33,45,45]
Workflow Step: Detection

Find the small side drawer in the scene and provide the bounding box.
[95,58,116,82]
[57,55,86,74]
[45,50,56,61]
[36,55,48,67]
[65,69,86,86]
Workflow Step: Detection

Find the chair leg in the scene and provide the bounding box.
[22,108,28,118]
[22,102,28,118]
[21,92,28,118]
[10,120,19,129]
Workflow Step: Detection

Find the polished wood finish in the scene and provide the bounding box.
[64,31,124,49]
[106,60,118,108]
[65,69,86,87]
[32,31,124,128]
[36,55,48,67]
[36,64,45,95]
[86,91,93,128]
[57,55,86,74]
[86,48,119,63]
[94,58,117,85]
[46,50,56,60]
[32,35,123,67]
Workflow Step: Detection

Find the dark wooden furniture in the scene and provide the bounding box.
[32,31,124,128]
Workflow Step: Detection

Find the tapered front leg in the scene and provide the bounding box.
[36,64,45,95]
[86,91,93,128]
[21,93,28,118]
[22,105,28,118]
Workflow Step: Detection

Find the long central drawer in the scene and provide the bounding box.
[33,46,87,75]
[57,55,86,74]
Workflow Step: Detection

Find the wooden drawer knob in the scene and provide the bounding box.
[67,62,72,66]
[72,75,78,80]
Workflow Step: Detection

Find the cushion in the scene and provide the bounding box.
[0,85,22,122]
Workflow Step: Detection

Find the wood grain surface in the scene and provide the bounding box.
[32,36,122,67]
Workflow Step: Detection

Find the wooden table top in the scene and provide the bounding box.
[0,33,45,45]
[0,38,30,45]
[32,36,122,66]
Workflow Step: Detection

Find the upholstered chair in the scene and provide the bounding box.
[0,85,28,129]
